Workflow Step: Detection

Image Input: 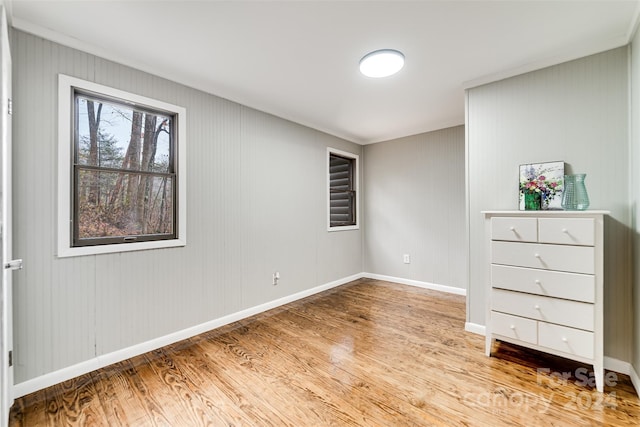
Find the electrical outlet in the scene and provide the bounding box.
[403,254,411,264]
[272,271,280,285]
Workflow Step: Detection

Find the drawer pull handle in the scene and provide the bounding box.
[534,279,541,285]
[534,253,541,259]
[562,337,568,342]
[509,226,515,231]
[509,325,515,330]
[534,305,540,310]
[562,228,569,234]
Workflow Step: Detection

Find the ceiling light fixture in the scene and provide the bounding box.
[359,49,405,78]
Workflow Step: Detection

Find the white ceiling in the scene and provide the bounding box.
[8,0,640,144]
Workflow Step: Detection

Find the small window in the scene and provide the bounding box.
[328,148,359,230]
[58,75,186,257]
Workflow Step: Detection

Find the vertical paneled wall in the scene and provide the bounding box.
[11,29,362,383]
[630,26,640,376]
[466,47,631,361]
[363,126,466,290]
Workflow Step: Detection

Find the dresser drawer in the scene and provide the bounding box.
[538,322,594,359]
[490,312,537,344]
[491,289,594,331]
[491,217,537,242]
[490,264,595,303]
[538,218,595,246]
[491,241,595,274]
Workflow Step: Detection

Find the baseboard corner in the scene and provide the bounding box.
[465,322,486,336]
[604,356,631,376]
[629,364,640,398]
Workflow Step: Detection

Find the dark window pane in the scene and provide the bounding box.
[329,153,356,227]
[330,191,354,224]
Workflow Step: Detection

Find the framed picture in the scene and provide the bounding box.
[519,161,564,210]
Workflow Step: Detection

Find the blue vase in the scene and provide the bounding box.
[561,174,590,210]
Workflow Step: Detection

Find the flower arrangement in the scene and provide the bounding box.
[519,163,563,210]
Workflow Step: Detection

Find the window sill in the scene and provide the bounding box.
[57,238,186,258]
[328,225,359,232]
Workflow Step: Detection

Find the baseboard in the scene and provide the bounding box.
[604,356,631,376]
[603,357,640,397]
[13,272,363,398]
[465,322,486,336]
[629,364,640,398]
[362,273,466,296]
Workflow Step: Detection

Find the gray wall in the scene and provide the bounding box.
[363,126,466,289]
[466,47,632,361]
[631,26,640,378]
[11,29,362,383]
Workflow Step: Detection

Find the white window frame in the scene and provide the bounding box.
[57,74,187,257]
[327,147,359,231]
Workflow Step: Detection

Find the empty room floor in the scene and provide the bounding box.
[8,279,640,426]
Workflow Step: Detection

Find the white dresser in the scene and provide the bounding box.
[483,211,607,392]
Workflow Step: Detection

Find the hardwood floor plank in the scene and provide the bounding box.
[91,357,178,426]
[159,343,282,426]
[8,390,47,427]
[172,334,298,426]
[241,317,453,426]
[9,279,640,426]
[199,328,364,426]
[255,291,483,425]
[40,371,108,426]
[164,337,291,426]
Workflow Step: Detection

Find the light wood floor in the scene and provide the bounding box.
[9,278,640,426]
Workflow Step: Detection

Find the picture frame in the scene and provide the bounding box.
[519,161,564,210]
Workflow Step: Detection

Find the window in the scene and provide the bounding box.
[328,148,359,230]
[58,75,186,257]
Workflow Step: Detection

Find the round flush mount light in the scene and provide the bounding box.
[359,49,405,78]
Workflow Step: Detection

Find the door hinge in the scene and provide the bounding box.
[8,350,12,367]
[7,98,11,115]
[4,259,22,270]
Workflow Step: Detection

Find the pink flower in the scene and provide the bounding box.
[538,175,546,180]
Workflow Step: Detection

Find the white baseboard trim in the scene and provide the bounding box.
[465,322,486,336]
[604,356,631,375]
[629,364,640,398]
[13,273,363,399]
[603,357,640,397]
[362,273,466,296]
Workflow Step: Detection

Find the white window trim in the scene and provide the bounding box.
[327,147,359,232]
[57,74,187,257]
